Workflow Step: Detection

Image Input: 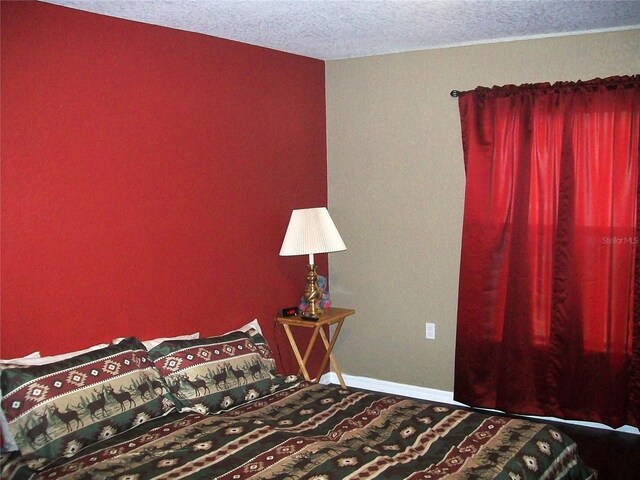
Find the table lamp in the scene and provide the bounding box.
[279,207,346,319]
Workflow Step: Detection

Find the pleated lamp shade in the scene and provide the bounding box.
[279,207,346,261]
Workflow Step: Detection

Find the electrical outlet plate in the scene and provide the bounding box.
[425,322,436,340]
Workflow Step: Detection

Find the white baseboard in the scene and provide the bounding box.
[320,372,639,436]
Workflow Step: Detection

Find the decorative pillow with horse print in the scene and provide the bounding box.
[0,337,175,470]
[148,330,300,415]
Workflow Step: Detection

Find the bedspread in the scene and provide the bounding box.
[1,383,596,479]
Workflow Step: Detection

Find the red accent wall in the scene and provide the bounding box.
[1,1,327,373]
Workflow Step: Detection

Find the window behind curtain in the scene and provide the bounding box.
[454,75,640,428]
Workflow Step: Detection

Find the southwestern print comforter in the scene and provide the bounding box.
[1,383,596,480]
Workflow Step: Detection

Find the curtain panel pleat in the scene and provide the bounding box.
[454,75,640,428]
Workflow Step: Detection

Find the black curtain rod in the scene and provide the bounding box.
[450,90,461,97]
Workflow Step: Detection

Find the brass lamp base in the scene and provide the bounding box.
[302,264,323,319]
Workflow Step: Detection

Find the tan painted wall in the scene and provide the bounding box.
[326,30,640,392]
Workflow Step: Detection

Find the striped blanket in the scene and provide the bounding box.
[1,383,596,479]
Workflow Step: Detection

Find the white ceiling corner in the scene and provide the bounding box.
[41,0,640,60]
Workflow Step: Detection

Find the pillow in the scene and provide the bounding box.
[140,332,199,350]
[111,319,262,351]
[235,318,263,335]
[0,344,110,452]
[1,344,109,367]
[113,332,200,350]
[0,352,41,452]
[0,352,41,364]
[0,337,175,470]
[148,330,299,414]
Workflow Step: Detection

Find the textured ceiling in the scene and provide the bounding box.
[43,0,640,60]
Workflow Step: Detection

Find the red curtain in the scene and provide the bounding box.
[454,75,640,428]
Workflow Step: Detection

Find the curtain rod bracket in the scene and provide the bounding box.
[450,90,461,98]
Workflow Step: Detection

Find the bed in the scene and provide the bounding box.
[1,328,596,479]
